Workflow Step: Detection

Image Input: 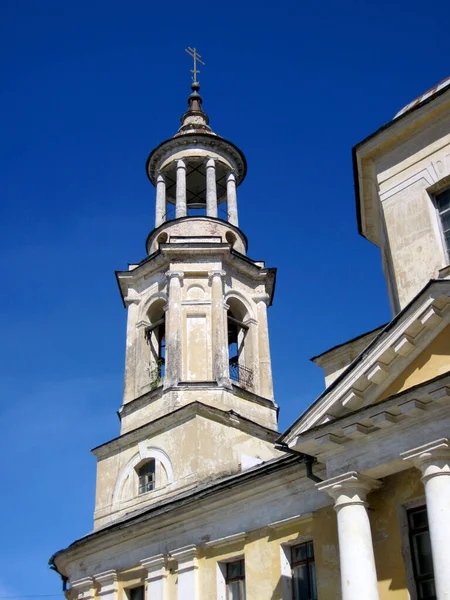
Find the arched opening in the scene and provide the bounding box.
[225,231,237,248]
[136,459,156,494]
[157,232,168,246]
[145,299,166,386]
[227,298,253,388]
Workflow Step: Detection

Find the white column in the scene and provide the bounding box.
[227,171,238,226]
[95,571,118,600]
[253,293,273,399]
[141,554,168,600]
[155,173,166,228]
[318,472,381,600]
[171,545,199,600]
[401,438,450,599]
[71,578,95,600]
[208,269,231,388]
[163,270,184,389]
[176,159,187,218]
[206,158,218,218]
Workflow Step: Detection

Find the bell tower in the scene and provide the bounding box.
[93,78,280,529]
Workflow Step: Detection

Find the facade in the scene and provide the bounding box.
[50,76,450,600]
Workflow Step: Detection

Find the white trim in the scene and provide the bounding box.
[112,446,174,508]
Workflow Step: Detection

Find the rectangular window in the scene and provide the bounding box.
[138,460,156,494]
[127,587,144,600]
[291,541,317,600]
[408,506,436,600]
[435,188,450,256]
[225,559,246,600]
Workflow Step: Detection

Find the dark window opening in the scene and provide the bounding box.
[436,188,450,256]
[408,506,436,600]
[228,313,253,388]
[137,460,156,494]
[145,318,166,380]
[128,587,144,600]
[226,559,246,600]
[291,541,317,600]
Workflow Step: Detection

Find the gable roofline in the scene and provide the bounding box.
[280,278,449,443]
[310,323,387,364]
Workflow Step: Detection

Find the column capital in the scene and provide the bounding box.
[206,157,216,167]
[141,553,169,580]
[71,578,95,600]
[176,158,186,168]
[401,438,450,482]
[253,293,270,305]
[171,544,199,572]
[208,269,226,282]
[156,172,166,182]
[95,571,118,595]
[165,270,184,282]
[317,471,382,510]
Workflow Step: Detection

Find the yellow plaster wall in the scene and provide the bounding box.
[370,468,424,599]
[379,323,450,401]
[198,513,339,600]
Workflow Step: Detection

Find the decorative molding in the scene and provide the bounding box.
[204,532,247,548]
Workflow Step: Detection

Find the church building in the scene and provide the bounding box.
[50,72,450,600]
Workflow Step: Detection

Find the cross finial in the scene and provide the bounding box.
[185,47,205,83]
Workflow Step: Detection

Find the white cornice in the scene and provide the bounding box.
[287,281,450,438]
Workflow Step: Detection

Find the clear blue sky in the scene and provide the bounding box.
[1,0,449,594]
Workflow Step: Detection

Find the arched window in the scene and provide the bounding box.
[137,460,156,494]
[227,298,253,388]
[145,299,166,386]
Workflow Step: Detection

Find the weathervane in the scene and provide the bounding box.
[185,47,205,83]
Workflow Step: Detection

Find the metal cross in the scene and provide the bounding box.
[185,47,205,83]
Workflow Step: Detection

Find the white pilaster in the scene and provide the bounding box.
[95,571,118,600]
[401,438,450,599]
[163,270,184,388]
[155,173,166,228]
[226,171,238,226]
[206,158,218,218]
[71,578,95,600]
[318,472,381,600]
[176,159,187,218]
[209,270,231,387]
[253,293,273,399]
[172,545,199,600]
[141,554,168,600]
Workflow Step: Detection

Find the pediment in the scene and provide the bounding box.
[282,279,450,443]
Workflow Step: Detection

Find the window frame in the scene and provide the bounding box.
[126,585,145,600]
[137,459,156,495]
[434,187,450,261]
[224,559,246,600]
[407,505,436,600]
[290,541,317,600]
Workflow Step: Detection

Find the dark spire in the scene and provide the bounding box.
[175,81,216,137]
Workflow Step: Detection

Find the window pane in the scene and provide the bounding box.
[293,564,309,600]
[412,532,434,576]
[409,508,428,530]
[227,560,244,578]
[292,544,307,563]
[309,562,318,600]
[307,542,314,559]
[129,587,144,600]
[436,189,450,212]
[227,581,242,600]
[418,578,436,599]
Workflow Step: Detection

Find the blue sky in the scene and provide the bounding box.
[1,0,450,594]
